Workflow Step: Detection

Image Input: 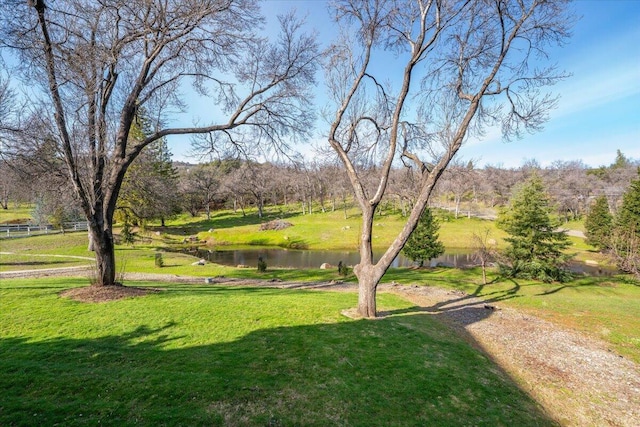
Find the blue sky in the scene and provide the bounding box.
[169,1,640,168]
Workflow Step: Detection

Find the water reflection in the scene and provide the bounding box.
[180,247,614,276]
[186,247,475,269]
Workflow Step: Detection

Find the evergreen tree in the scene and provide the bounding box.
[497,175,572,282]
[611,149,630,170]
[616,168,640,236]
[117,114,181,227]
[585,195,613,251]
[611,168,640,277]
[402,207,445,267]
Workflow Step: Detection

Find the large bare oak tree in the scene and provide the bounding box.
[0,0,318,286]
[325,0,572,317]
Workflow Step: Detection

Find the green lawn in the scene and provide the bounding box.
[188,208,509,251]
[0,205,33,223]
[1,208,637,364]
[0,277,555,426]
[382,267,640,363]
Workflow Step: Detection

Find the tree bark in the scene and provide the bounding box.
[89,224,117,286]
[356,271,377,318]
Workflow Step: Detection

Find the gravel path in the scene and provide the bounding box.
[2,267,638,426]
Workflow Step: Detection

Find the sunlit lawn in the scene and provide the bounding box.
[0,277,555,426]
[2,207,636,364]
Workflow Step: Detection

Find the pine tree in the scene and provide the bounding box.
[402,207,445,267]
[585,195,613,251]
[497,175,572,282]
[117,113,181,227]
[611,168,640,277]
[616,168,640,237]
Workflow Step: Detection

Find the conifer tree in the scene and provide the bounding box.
[585,195,613,251]
[117,114,181,227]
[616,168,640,236]
[611,169,640,277]
[402,208,445,268]
[497,175,572,282]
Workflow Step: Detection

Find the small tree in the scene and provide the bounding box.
[471,229,497,285]
[402,208,445,268]
[120,222,135,246]
[338,261,349,277]
[497,175,572,282]
[584,195,613,251]
[154,252,164,268]
[257,256,267,273]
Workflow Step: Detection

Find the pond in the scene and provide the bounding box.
[180,247,616,276]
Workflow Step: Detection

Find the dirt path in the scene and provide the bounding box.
[3,268,638,426]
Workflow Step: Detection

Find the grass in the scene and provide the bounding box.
[0,205,33,223]
[194,208,509,251]
[2,207,637,362]
[0,277,556,426]
[381,267,640,363]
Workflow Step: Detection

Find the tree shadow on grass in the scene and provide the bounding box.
[382,277,524,325]
[0,315,557,426]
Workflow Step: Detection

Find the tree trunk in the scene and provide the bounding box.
[354,206,380,318]
[356,272,377,318]
[481,261,487,285]
[90,225,117,286]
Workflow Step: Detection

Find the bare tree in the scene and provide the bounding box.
[0,0,318,286]
[471,228,497,285]
[189,163,224,220]
[439,160,476,218]
[325,0,572,317]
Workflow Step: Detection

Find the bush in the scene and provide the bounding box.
[154,252,164,268]
[338,261,349,277]
[498,259,572,283]
[257,256,267,272]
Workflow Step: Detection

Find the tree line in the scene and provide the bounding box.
[2,141,637,230]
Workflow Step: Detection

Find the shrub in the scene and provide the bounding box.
[338,261,349,277]
[154,252,164,268]
[257,256,267,272]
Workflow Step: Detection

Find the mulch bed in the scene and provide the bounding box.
[60,283,161,303]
